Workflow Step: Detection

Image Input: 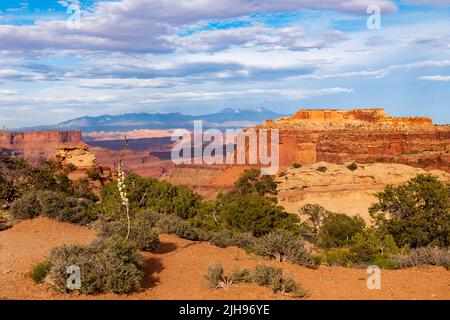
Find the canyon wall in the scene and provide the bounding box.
[260,109,450,172]
[0,130,84,164]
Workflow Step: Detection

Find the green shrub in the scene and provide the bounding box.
[101,218,160,252]
[394,247,450,269]
[99,174,204,220]
[370,174,450,248]
[346,162,358,171]
[154,213,208,241]
[348,233,378,265]
[30,260,52,284]
[318,213,366,249]
[324,248,351,267]
[209,230,255,250]
[251,264,283,292]
[203,264,306,298]
[292,163,302,169]
[229,267,252,284]
[10,190,94,225]
[48,237,144,294]
[299,204,332,240]
[316,166,327,173]
[251,265,306,297]
[253,230,315,267]
[203,263,226,289]
[234,168,278,196]
[215,192,300,237]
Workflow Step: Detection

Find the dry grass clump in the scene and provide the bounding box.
[395,247,450,269]
[203,263,307,298]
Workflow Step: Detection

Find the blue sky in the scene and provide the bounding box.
[0,0,449,127]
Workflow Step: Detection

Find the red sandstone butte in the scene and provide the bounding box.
[0,130,84,164]
[258,108,450,172]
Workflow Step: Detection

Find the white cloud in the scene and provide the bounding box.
[420,75,450,81]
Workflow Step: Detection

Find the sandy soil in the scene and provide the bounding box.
[0,217,449,300]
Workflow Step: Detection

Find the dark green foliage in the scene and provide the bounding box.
[299,204,332,239]
[228,267,252,284]
[253,230,315,267]
[234,168,278,196]
[10,190,95,225]
[30,260,52,284]
[323,248,351,267]
[98,174,203,220]
[86,169,102,181]
[153,212,209,241]
[209,230,255,250]
[395,247,450,269]
[48,237,143,294]
[316,166,328,173]
[370,174,450,248]
[348,233,379,265]
[292,163,302,169]
[318,213,366,249]
[101,217,160,252]
[214,191,300,237]
[346,162,358,171]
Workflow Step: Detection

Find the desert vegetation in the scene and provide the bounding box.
[203,263,306,298]
[2,150,449,296]
[298,174,450,269]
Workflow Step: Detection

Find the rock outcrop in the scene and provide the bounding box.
[259,108,450,172]
[55,145,97,169]
[0,130,84,164]
[276,162,450,222]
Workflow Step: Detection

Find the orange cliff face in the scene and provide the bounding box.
[257,108,450,172]
[0,130,84,164]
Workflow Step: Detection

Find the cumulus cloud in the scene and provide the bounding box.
[0,0,395,54]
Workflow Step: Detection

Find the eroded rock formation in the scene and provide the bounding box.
[259,109,450,172]
[0,130,84,164]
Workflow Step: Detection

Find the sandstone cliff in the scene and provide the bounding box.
[258,109,450,172]
[0,130,84,164]
[276,162,450,222]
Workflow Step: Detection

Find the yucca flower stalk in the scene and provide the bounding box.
[118,135,131,241]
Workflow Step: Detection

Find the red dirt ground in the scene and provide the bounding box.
[0,217,449,300]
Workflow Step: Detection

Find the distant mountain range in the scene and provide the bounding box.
[19,107,284,132]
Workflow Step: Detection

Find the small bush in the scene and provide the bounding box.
[252,264,284,292]
[154,213,208,241]
[348,233,378,265]
[318,213,366,249]
[30,260,52,284]
[346,162,358,171]
[48,237,143,294]
[229,267,252,284]
[324,248,351,267]
[203,263,226,289]
[10,190,94,225]
[253,230,315,267]
[316,166,328,173]
[101,218,160,252]
[292,163,302,169]
[209,230,255,250]
[203,264,306,298]
[394,247,450,269]
[251,265,306,297]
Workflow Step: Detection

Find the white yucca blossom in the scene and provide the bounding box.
[118,135,131,240]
